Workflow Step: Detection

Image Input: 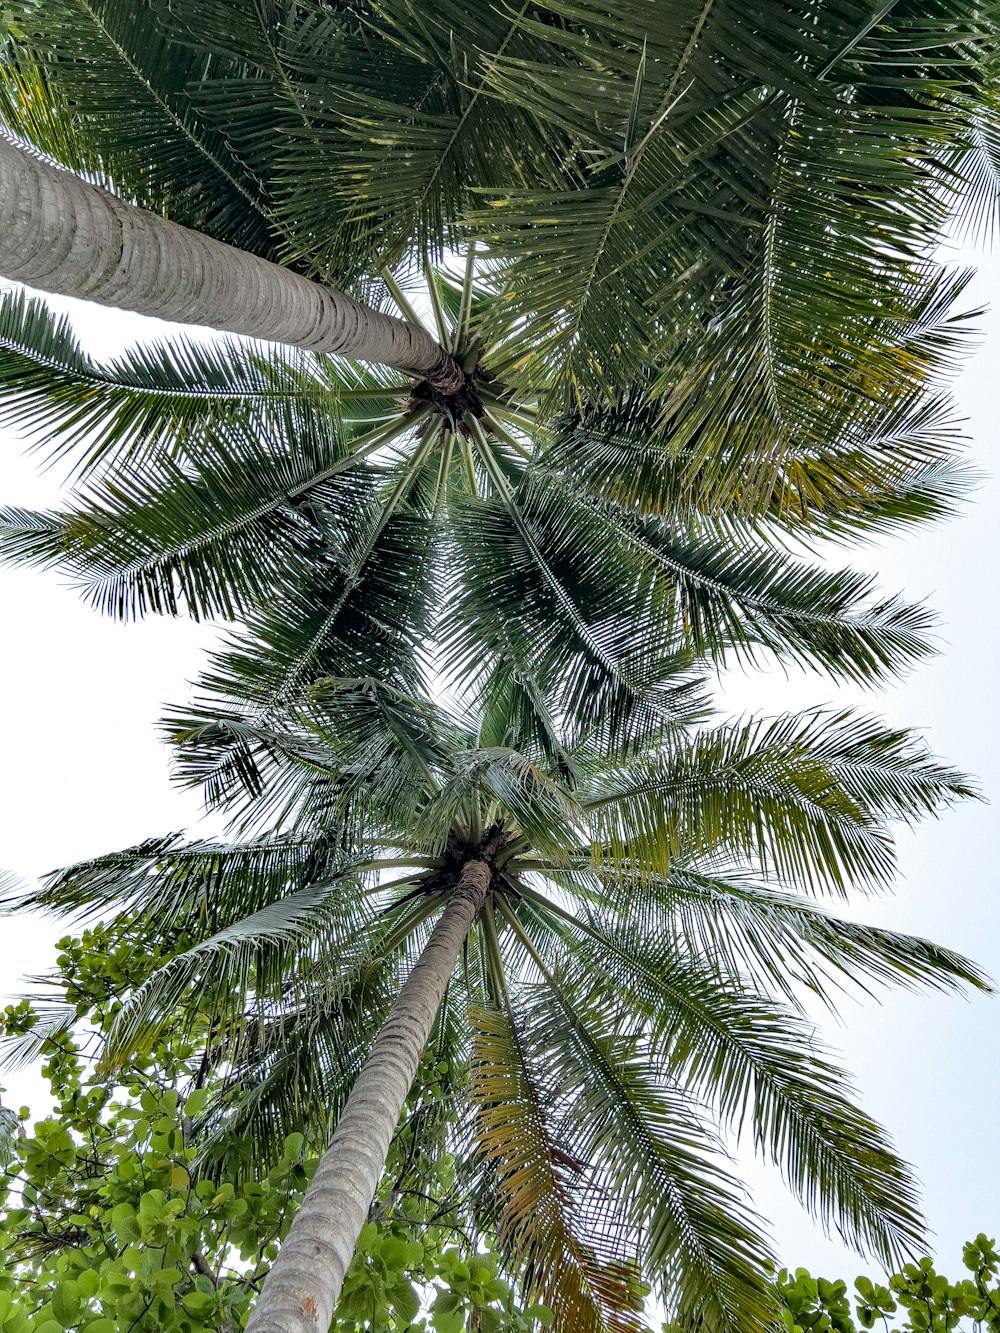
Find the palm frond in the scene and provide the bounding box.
[0,420,381,622]
[0,288,407,477]
[0,1000,77,1075]
[584,710,974,894]
[469,1002,647,1333]
[522,470,939,685]
[234,1,566,279]
[102,876,373,1066]
[414,746,583,859]
[642,863,991,1003]
[473,2,989,412]
[164,702,356,831]
[0,1099,22,1167]
[13,829,353,929]
[538,268,975,530]
[548,926,928,1266]
[181,496,441,734]
[516,861,990,1020]
[446,480,709,753]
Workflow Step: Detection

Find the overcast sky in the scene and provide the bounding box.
[1,245,998,1286]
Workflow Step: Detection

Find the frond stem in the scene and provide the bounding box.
[480,898,512,1008]
[378,267,426,330]
[424,254,452,346]
[432,426,455,515]
[286,405,432,499]
[452,243,478,353]
[483,411,532,461]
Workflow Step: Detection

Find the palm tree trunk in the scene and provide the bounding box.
[246,858,493,1332]
[0,135,464,393]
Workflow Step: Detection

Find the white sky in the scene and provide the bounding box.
[0,249,997,1287]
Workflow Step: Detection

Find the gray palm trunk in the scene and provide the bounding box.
[246,858,493,1332]
[0,135,464,393]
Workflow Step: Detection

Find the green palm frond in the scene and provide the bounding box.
[102,876,372,1065]
[547,927,926,1265]
[10,830,353,928]
[186,502,440,717]
[624,513,936,685]
[514,470,939,686]
[955,97,1000,244]
[165,702,357,830]
[0,1098,21,1167]
[414,746,582,861]
[640,863,991,1003]
[0,999,77,1075]
[235,2,564,280]
[472,3,988,409]
[447,482,709,751]
[538,265,976,527]
[182,675,455,837]
[0,424,375,622]
[0,288,407,476]
[516,861,990,1023]
[584,710,974,893]
[644,268,980,515]
[1,0,283,256]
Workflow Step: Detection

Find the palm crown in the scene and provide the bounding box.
[0,273,970,766]
[8,676,985,1331]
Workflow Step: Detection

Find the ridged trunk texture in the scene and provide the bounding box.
[246,859,493,1332]
[0,135,464,392]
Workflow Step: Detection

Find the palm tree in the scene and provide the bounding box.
[0,276,970,762]
[0,4,995,1328]
[0,2,987,746]
[0,0,995,439]
[9,680,986,1331]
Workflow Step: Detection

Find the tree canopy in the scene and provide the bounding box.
[1,1,998,1328]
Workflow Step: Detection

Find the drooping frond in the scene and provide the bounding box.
[624,512,936,685]
[10,830,353,928]
[0,1098,20,1167]
[0,420,380,622]
[186,491,441,716]
[468,1002,647,1333]
[167,680,458,836]
[102,876,374,1065]
[645,268,981,516]
[164,704,348,829]
[545,921,928,1265]
[635,863,991,1004]
[512,470,940,686]
[516,861,991,1022]
[0,999,78,1076]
